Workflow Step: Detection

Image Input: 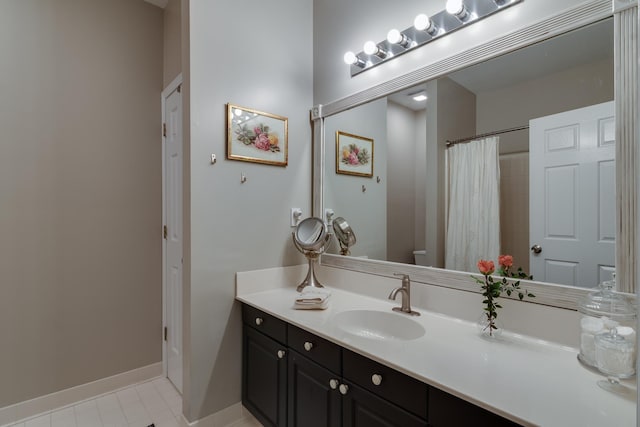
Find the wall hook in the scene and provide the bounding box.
[362,185,366,193]
[241,173,247,183]
[376,176,381,183]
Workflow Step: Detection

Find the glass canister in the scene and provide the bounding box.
[577,278,636,369]
[594,328,635,378]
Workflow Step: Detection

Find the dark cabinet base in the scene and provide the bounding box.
[243,325,287,427]
[342,382,428,427]
[288,350,341,427]
[428,387,520,427]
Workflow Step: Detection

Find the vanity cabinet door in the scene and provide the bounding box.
[243,326,287,427]
[288,350,341,427]
[342,349,428,419]
[428,387,521,427]
[341,381,428,427]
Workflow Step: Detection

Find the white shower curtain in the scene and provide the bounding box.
[445,136,501,272]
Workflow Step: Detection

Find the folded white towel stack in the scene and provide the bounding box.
[294,287,331,310]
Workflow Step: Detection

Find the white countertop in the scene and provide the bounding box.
[236,285,636,427]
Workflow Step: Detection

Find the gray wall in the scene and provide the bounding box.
[185,0,313,421]
[476,58,614,154]
[324,99,387,261]
[387,102,417,264]
[0,0,163,407]
[163,0,182,87]
[425,78,476,268]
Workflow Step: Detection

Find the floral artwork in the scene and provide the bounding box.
[341,143,370,167]
[226,104,288,166]
[235,123,281,153]
[336,131,374,177]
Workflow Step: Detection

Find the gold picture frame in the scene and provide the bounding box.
[226,103,288,166]
[336,131,374,177]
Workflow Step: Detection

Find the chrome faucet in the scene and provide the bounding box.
[388,273,420,316]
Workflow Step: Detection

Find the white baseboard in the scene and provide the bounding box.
[181,403,261,427]
[0,362,162,427]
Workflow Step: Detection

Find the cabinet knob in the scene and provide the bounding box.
[255,317,263,326]
[371,374,383,386]
[329,379,339,390]
[303,341,314,351]
[339,384,349,395]
[277,350,286,359]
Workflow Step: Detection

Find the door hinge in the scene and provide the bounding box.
[164,327,168,341]
[163,225,168,239]
[163,122,167,137]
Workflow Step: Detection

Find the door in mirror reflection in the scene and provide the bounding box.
[529,101,615,288]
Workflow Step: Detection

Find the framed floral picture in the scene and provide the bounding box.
[335,131,374,177]
[226,103,288,166]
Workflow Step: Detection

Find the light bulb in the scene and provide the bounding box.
[363,41,378,55]
[414,13,438,36]
[414,14,430,31]
[343,51,357,65]
[387,29,402,44]
[446,0,464,15]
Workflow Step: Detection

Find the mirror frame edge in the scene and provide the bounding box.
[311,0,638,310]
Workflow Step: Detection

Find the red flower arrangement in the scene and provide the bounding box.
[473,255,534,337]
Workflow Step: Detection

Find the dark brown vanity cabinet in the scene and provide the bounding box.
[242,304,520,427]
[242,305,288,427]
[341,349,428,427]
[428,387,520,427]
[287,350,342,427]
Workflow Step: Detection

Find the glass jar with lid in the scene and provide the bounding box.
[577,277,636,369]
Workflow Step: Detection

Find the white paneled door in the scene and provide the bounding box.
[163,80,183,393]
[529,101,615,288]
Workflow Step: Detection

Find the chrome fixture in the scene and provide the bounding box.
[363,41,388,59]
[446,0,471,22]
[388,273,420,316]
[387,29,413,48]
[332,217,356,256]
[343,51,366,68]
[414,14,439,37]
[292,217,332,292]
[344,0,522,77]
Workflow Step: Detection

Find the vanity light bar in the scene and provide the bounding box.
[345,0,522,77]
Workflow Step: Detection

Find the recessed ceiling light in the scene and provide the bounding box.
[411,92,428,101]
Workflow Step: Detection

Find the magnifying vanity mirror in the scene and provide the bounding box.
[333,217,357,255]
[292,217,332,291]
[312,1,637,308]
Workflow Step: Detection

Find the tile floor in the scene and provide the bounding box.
[3,378,262,427]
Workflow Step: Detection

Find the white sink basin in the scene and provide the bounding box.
[331,309,425,341]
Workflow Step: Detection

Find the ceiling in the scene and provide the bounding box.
[388,18,613,111]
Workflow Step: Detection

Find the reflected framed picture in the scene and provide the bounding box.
[226,103,288,166]
[335,131,373,177]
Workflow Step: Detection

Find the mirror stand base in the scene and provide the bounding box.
[297,257,325,292]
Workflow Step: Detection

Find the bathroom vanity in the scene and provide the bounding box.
[241,303,517,427]
[236,266,636,427]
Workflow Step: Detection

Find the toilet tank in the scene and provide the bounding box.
[413,250,427,266]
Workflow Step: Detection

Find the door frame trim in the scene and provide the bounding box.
[161,73,183,383]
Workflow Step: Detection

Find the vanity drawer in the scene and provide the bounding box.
[288,324,342,375]
[242,304,287,344]
[343,349,428,419]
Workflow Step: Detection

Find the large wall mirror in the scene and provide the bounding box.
[313,1,638,309]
